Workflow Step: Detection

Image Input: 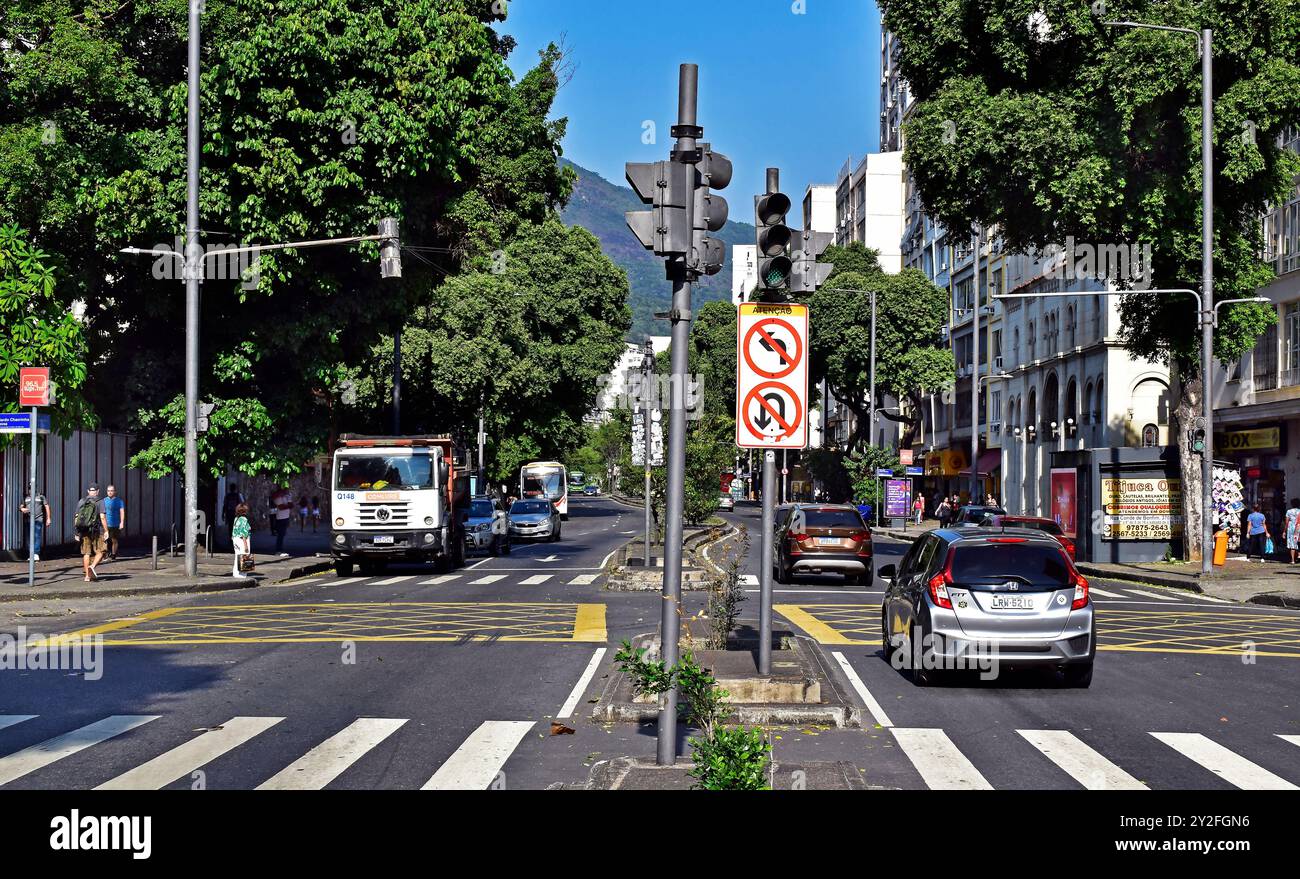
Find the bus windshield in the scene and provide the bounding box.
[523,468,565,500]
[336,454,435,490]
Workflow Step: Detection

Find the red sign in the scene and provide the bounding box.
[18,368,50,407]
[899,449,914,466]
[736,303,809,450]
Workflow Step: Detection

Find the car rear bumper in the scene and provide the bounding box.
[509,522,554,538]
[927,604,1095,664]
[789,553,872,576]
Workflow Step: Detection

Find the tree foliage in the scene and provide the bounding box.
[0,1,576,477]
[0,224,90,442]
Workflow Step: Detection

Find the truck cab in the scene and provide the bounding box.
[330,435,468,577]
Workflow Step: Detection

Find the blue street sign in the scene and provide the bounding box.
[905,465,924,475]
[0,413,51,434]
[875,468,894,477]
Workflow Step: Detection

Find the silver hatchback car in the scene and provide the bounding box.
[879,527,1095,687]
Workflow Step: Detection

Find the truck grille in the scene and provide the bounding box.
[356,501,412,529]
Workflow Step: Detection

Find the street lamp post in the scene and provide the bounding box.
[970,224,982,504]
[182,0,202,578]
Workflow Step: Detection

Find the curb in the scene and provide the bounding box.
[0,559,334,603]
[1073,563,1207,594]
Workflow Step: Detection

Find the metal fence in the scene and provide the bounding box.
[1,430,181,553]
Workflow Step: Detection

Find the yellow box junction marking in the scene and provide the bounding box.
[775,604,881,646]
[40,602,607,645]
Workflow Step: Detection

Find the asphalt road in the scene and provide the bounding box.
[0,495,1297,790]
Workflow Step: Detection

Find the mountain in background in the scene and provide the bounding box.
[560,158,755,340]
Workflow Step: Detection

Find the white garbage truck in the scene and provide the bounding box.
[329,435,468,577]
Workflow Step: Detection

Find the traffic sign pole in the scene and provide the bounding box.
[28,406,37,589]
[642,341,654,567]
[760,450,775,674]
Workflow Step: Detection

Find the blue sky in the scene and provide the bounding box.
[503,0,882,213]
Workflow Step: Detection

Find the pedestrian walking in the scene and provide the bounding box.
[310,497,322,533]
[231,502,253,579]
[936,497,952,529]
[297,495,309,531]
[102,484,126,560]
[913,492,925,526]
[1246,502,1270,563]
[73,483,108,582]
[19,491,52,562]
[222,483,244,549]
[1285,498,1300,565]
[270,485,293,556]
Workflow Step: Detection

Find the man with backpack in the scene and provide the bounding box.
[74,483,108,582]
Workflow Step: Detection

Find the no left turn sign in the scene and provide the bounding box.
[735,303,808,449]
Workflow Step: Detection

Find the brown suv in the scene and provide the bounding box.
[773,503,874,585]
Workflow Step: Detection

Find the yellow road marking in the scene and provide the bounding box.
[775,604,878,645]
[30,608,183,647]
[571,604,607,642]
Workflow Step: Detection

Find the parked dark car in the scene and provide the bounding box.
[772,503,873,585]
[954,504,1008,525]
[878,526,1095,687]
[979,514,1075,560]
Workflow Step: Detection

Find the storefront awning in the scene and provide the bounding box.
[959,449,1002,478]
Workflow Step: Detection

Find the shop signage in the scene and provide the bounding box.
[1100,477,1184,540]
[1215,426,1282,454]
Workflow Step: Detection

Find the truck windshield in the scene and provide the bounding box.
[336,454,435,490]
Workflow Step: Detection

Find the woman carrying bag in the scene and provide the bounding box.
[232,503,254,579]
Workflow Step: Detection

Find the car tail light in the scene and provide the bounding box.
[1060,537,1076,560]
[788,532,806,554]
[987,536,1027,543]
[850,530,872,555]
[789,532,808,542]
[1070,566,1089,609]
[927,571,953,609]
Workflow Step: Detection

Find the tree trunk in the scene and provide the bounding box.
[1172,361,1204,563]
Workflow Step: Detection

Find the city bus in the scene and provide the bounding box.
[569,470,585,488]
[521,461,569,520]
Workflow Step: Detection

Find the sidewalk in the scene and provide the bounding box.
[0,527,332,602]
[878,525,1300,608]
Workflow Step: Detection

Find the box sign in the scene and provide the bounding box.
[1215,426,1282,454]
[1100,477,1183,541]
[18,367,50,407]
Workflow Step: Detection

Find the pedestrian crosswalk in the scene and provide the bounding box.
[2,712,1296,790]
[401,573,601,587]
[0,714,535,791]
[882,726,1299,791]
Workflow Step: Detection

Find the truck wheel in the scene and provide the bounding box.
[334,560,354,578]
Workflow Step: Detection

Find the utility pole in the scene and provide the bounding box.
[182,0,202,578]
[970,223,982,504]
[478,400,486,491]
[624,63,730,765]
[1199,28,1215,574]
[868,290,877,453]
[392,330,402,435]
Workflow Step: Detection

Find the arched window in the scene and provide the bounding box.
[1044,372,1060,430]
[1084,381,1094,424]
[1093,298,1103,338]
[1067,305,1076,348]
[1094,378,1104,425]
[1028,321,1036,359]
[1013,327,1020,364]
[1027,388,1038,440]
[1065,378,1078,435]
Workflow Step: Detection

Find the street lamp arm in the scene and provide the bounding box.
[1103,20,1200,40]
[120,233,388,262]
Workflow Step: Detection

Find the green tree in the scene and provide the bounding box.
[344,218,632,480]
[1,1,574,479]
[843,446,901,510]
[0,224,90,441]
[881,0,1300,558]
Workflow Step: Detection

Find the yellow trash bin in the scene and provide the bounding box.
[1213,529,1229,567]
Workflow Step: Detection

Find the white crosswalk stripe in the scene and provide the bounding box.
[890,728,993,790]
[1151,732,1299,790]
[0,715,159,787]
[0,716,36,732]
[422,721,534,790]
[256,718,408,790]
[520,575,552,585]
[1085,586,1123,598]
[97,716,285,790]
[567,574,599,585]
[1186,592,1230,603]
[371,576,416,585]
[1278,734,1300,749]
[1125,589,1178,601]
[471,574,506,585]
[740,574,759,586]
[421,575,461,585]
[1018,730,1148,790]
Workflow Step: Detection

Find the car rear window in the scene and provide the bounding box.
[950,543,1071,586]
[801,509,866,529]
[1009,519,1063,536]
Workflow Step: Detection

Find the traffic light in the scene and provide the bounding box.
[1190,427,1207,453]
[790,229,835,293]
[378,217,401,279]
[625,160,692,257]
[688,143,732,276]
[754,190,792,291]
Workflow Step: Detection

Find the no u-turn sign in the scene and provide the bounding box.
[736,302,809,449]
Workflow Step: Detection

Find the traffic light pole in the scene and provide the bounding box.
[656,64,698,767]
[760,450,775,675]
[643,342,654,566]
[183,0,201,578]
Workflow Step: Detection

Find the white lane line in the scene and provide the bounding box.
[890,728,993,790]
[598,547,618,569]
[257,718,408,790]
[1126,589,1178,601]
[1278,735,1300,749]
[1086,586,1123,598]
[97,716,285,790]
[332,577,368,585]
[371,576,415,586]
[465,557,493,571]
[567,574,599,585]
[0,715,159,787]
[740,575,759,586]
[520,575,552,585]
[1017,730,1148,790]
[0,716,37,732]
[1151,732,1299,790]
[422,575,461,585]
[1186,592,1230,603]
[422,721,535,790]
[471,574,506,585]
[830,652,893,728]
[558,648,608,719]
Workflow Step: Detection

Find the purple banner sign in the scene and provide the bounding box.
[885,478,912,519]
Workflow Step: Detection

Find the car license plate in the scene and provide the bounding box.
[372,535,394,545]
[816,537,839,546]
[989,595,1033,610]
